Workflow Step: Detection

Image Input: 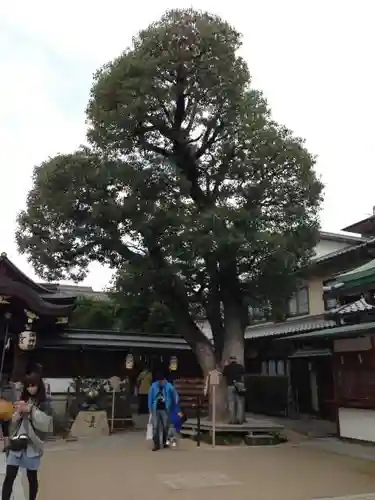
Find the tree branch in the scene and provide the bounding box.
[174,64,186,130]
[157,100,172,125]
[212,146,236,199]
[204,254,224,362]
[195,120,225,159]
[186,101,198,133]
[139,139,172,157]
[144,236,213,352]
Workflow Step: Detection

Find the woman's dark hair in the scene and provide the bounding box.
[21,372,46,405]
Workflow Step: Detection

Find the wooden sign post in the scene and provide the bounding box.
[109,376,121,433]
[209,369,220,448]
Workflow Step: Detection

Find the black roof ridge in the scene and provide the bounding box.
[0,253,59,295]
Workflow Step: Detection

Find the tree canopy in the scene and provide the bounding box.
[69,296,116,330]
[112,267,176,335]
[16,9,323,378]
[69,291,175,335]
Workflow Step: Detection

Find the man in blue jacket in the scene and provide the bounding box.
[148,372,177,451]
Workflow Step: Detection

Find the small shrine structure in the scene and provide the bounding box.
[0,252,77,382]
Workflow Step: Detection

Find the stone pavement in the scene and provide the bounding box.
[24,432,375,500]
[246,412,337,438]
[299,437,375,462]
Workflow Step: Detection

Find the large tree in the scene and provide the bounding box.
[16,9,323,420]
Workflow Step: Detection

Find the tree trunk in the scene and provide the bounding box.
[208,377,228,423]
[177,320,216,373]
[150,252,230,421]
[175,314,230,421]
[219,257,245,365]
[222,302,244,365]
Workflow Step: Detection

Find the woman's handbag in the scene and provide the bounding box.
[146,413,153,440]
[8,419,29,451]
[233,381,246,395]
[9,433,29,452]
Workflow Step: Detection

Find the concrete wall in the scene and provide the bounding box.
[339,408,375,442]
[312,239,354,259]
[306,234,363,315]
[50,393,69,418]
[308,276,326,315]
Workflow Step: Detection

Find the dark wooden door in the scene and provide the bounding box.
[290,358,313,414]
[315,357,335,421]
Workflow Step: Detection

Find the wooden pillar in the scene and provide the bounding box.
[331,352,341,438]
[11,344,29,383]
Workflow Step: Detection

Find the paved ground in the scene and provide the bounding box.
[246,412,337,438]
[299,437,375,463]
[16,432,375,500]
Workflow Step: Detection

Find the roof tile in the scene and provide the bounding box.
[328,297,375,315]
[245,316,336,339]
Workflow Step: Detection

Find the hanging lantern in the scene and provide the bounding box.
[56,317,68,325]
[24,310,39,324]
[169,355,178,372]
[0,296,10,305]
[125,353,134,370]
[18,331,37,351]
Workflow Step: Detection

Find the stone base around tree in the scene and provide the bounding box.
[181,416,286,445]
[69,410,109,439]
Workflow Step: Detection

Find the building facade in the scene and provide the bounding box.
[244,227,375,422]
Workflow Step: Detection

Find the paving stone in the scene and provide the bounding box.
[313,494,375,500]
[157,471,242,490]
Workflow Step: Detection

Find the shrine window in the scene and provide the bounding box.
[289,285,309,316]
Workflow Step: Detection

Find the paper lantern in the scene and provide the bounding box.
[169,355,178,371]
[18,331,37,351]
[0,399,13,421]
[125,353,134,369]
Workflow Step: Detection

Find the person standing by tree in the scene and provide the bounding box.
[148,372,177,451]
[223,357,246,424]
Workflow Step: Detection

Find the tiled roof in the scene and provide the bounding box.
[245,316,336,340]
[285,320,375,341]
[328,297,375,315]
[45,329,191,350]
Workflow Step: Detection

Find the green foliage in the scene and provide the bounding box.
[111,267,176,334]
[16,9,323,364]
[69,286,176,334]
[70,296,117,330]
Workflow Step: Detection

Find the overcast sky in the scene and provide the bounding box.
[0,0,373,290]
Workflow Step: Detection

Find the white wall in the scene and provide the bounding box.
[339,408,375,442]
[50,393,69,418]
[312,239,353,259]
[45,378,72,394]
